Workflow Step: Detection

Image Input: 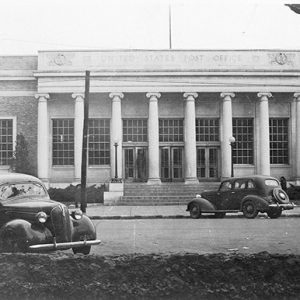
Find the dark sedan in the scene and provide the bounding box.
[0,173,100,254]
[187,175,295,219]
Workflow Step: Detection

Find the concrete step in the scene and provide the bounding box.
[119,181,220,205]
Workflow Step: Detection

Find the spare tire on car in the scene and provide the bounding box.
[273,188,289,204]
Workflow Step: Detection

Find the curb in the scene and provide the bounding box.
[89,213,300,220]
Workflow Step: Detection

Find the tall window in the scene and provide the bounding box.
[88,119,110,165]
[196,118,219,142]
[270,118,289,164]
[52,119,74,166]
[232,118,254,164]
[159,119,184,142]
[0,119,13,165]
[123,119,147,142]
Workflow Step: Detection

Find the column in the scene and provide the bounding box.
[72,93,84,182]
[109,92,124,180]
[220,93,235,178]
[35,93,50,182]
[146,92,161,184]
[257,92,272,176]
[294,93,300,181]
[183,92,198,183]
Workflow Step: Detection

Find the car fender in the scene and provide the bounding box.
[0,219,53,249]
[187,198,217,212]
[71,215,97,241]
[241,195,269,212]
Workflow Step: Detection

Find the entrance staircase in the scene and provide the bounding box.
[118,182,220,205]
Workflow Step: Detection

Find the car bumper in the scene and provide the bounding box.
[29,238,101,251]
[269,202,295,210]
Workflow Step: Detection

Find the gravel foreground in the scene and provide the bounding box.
[0,252,300,300]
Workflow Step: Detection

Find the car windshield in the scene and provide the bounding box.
[0,182,47,200]
[265,179,279,187]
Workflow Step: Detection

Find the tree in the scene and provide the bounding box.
[10,134,33,175]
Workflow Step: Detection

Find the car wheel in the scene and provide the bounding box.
[267,208,282,219]
[72,245,91,255]
[214,212,226,218]
[190,203,201,219]
[1,230,25,253]
[242,201,258,219]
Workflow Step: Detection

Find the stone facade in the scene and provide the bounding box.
[0,50,300,188]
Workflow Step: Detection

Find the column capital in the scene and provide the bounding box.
[257,92,272,100]
[183,92,198,100]
[72,93,84,101]
[109,92,124,100]
[35,93,50,101]
[294,93,300,100]
[146,92,161,100]
[220,92,235,100]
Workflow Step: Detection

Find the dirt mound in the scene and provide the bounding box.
[0,251,300,299]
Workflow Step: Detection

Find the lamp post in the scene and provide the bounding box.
[229,136,236,177]
[114,142,118,179]
[111,142,122,183]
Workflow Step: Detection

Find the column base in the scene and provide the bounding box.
[147,178,161,185]
[184,177,199,184]
[73,179,81,185]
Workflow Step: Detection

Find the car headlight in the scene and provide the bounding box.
[36,211,48,223]
[72,209,83,220]
[196,194,201,198]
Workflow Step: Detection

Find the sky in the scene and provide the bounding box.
[0,0,300,55]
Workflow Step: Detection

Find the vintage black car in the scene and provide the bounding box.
[187,175,295,219]
[0,173,100,254]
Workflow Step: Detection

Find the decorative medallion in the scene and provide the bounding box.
[268,52,295,66]
[275,52,288,65]
[54,53,67,66]
[49,53,72,66]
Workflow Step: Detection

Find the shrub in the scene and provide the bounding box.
[9,134,34,175]
[48,184,106,204]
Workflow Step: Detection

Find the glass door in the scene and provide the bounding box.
[160,147,183,182]
[197,147,219,180]
[124,147,147,181]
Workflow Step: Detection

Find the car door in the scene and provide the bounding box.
[215,180,233,210]
[228,179,249,210]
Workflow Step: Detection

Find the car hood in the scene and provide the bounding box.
[0,196,62,214]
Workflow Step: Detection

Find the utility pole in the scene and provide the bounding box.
[169,3,172,49]
[81,70,90,213]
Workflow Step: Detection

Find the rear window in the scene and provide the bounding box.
[265,179,279,187]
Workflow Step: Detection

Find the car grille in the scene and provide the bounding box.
[50,205,72,243]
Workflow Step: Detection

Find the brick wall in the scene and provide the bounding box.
[0,96,38,175]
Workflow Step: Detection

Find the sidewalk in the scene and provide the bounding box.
[86,203,300,220]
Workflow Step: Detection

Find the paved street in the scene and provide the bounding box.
[90,217,300,256]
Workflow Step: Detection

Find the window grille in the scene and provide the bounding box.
[52,119,74,165]
[159,119,183,142]
[123,119,147,142]
[196,118,219,142]
[232,118,254,164]
[0,119,13,165]
[269,118,289,164]
[88,119,110,165]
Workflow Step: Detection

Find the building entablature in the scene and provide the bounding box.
[32,50,300,94]
[37,49,300,72]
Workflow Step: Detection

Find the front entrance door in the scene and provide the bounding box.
[197,147,219,180]
[124,147,147,181]
[160,147,183,182]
